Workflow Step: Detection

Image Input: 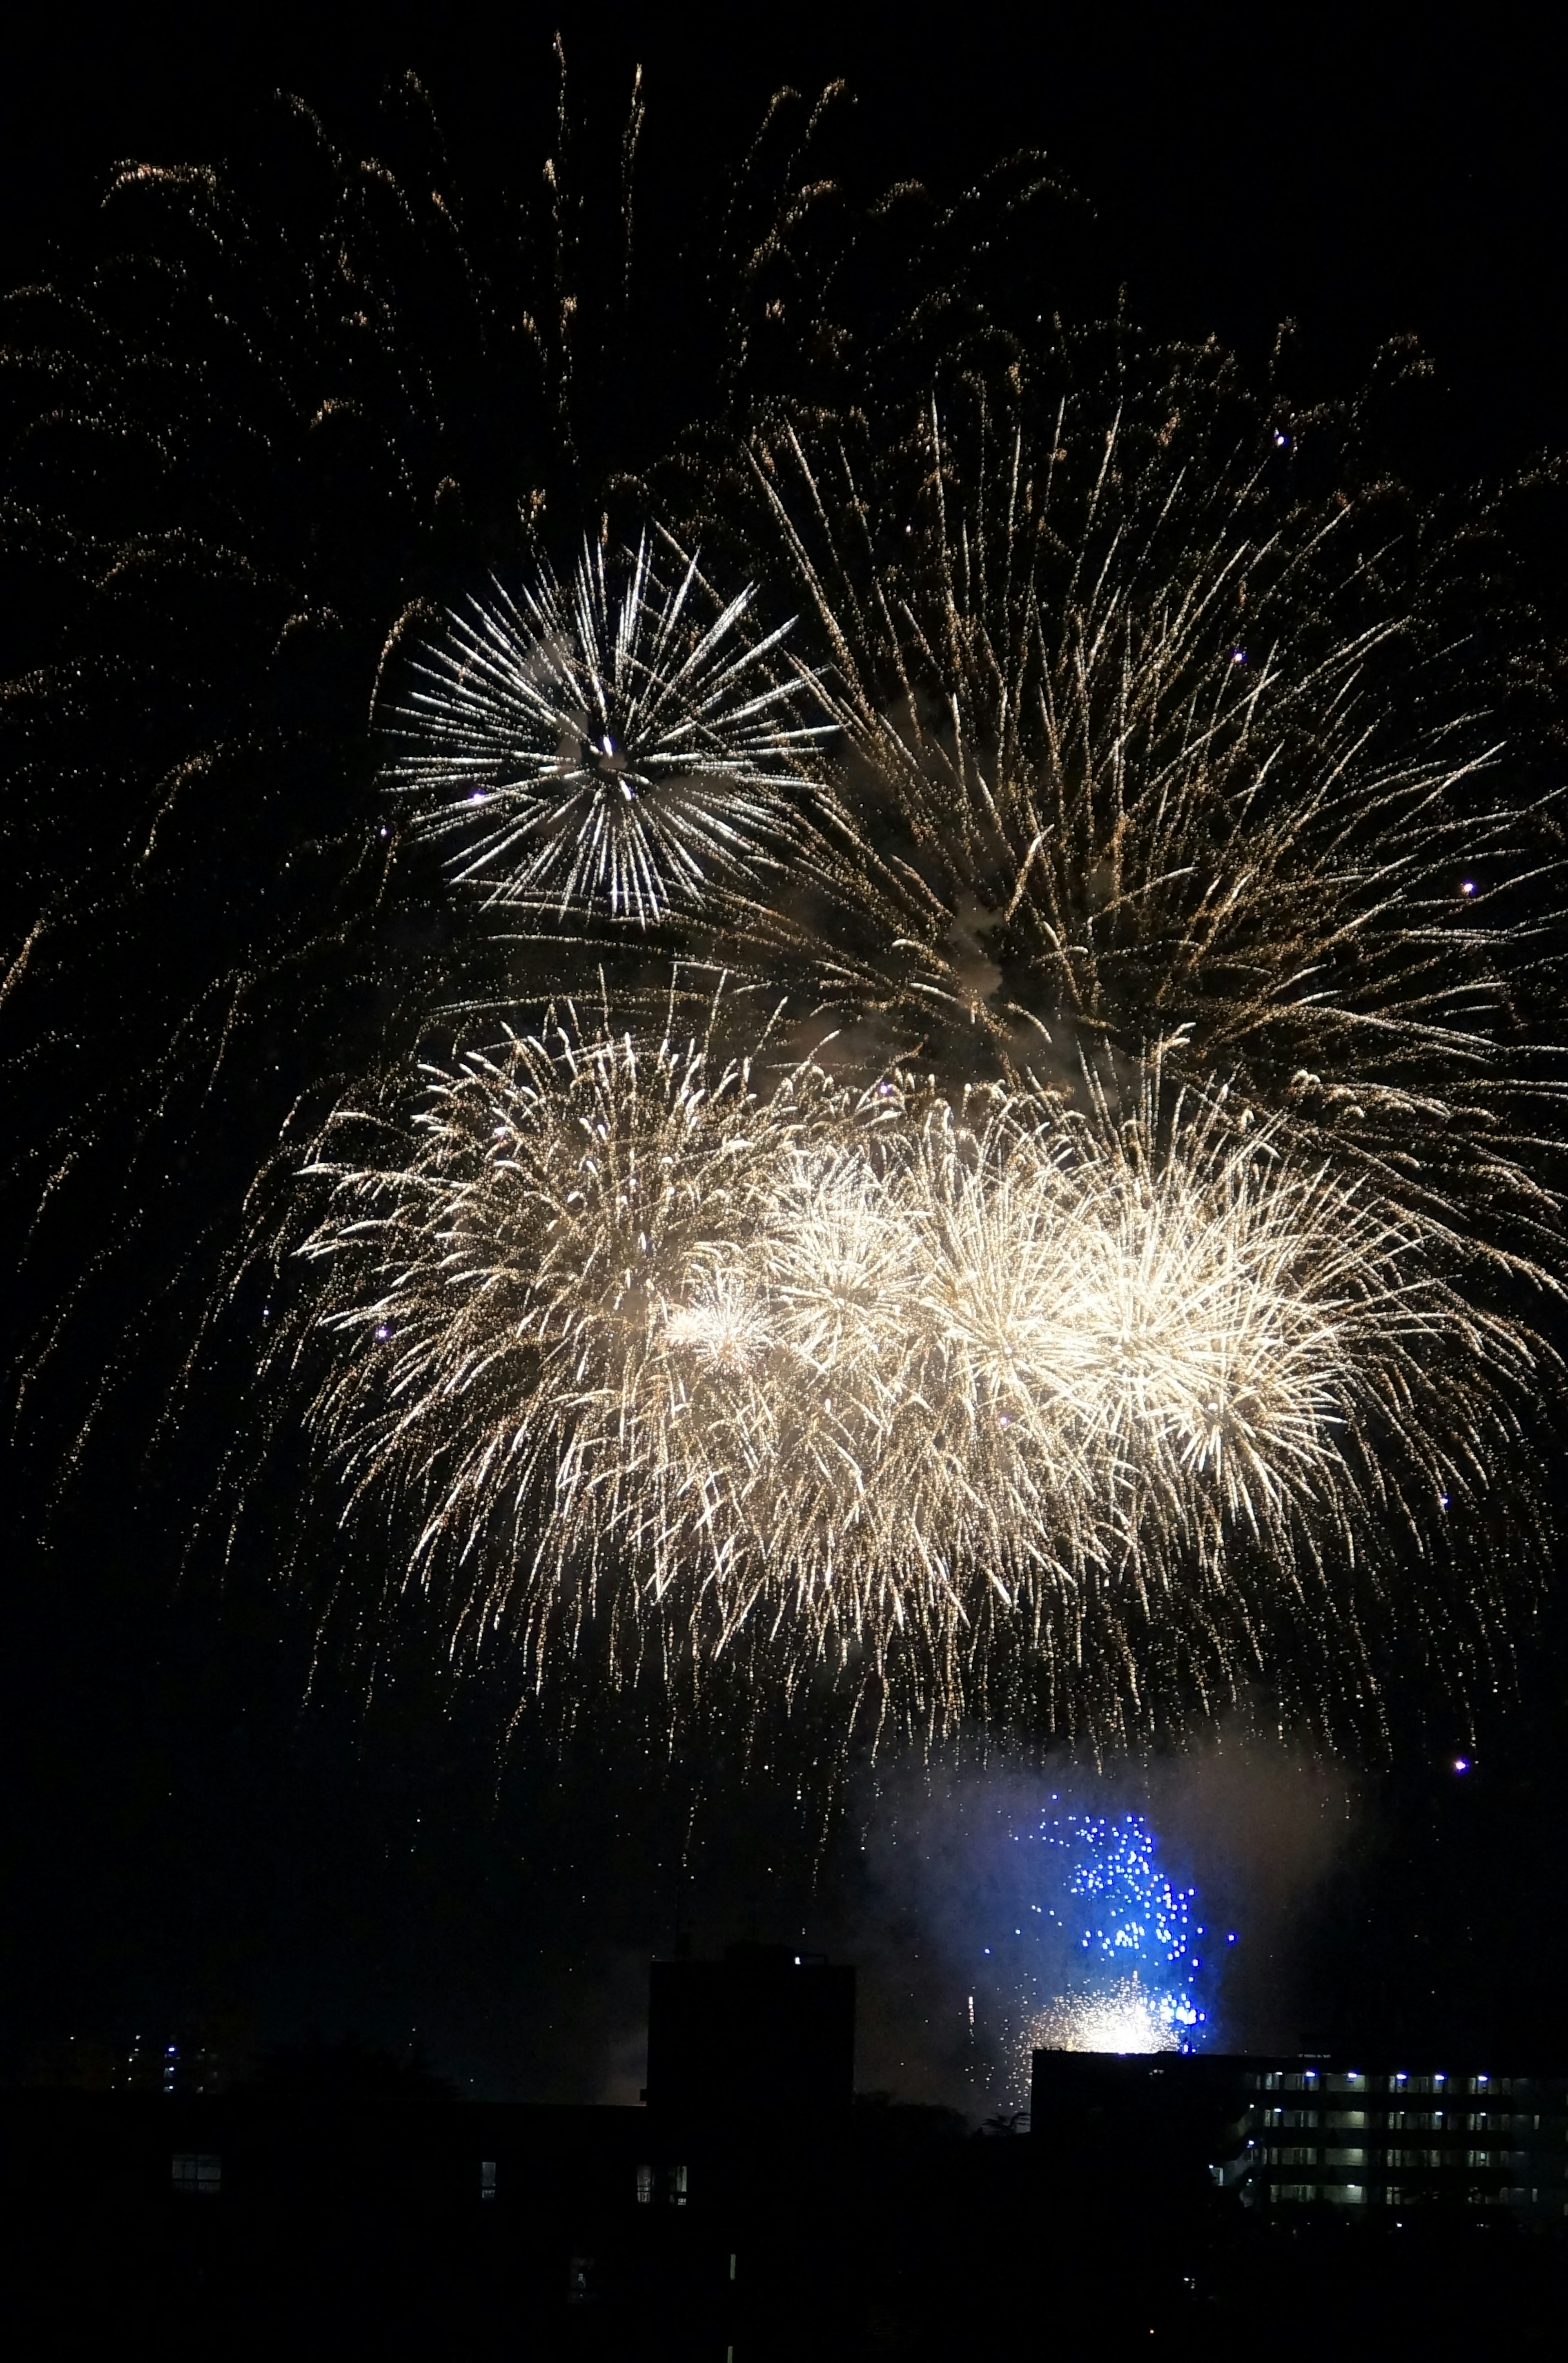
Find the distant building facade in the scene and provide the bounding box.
[1241,2061,1568,2218]
[1031,2049,1568,2223]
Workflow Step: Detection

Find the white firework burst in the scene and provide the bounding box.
[262,1008,1539,1730]
[387,535,831,924]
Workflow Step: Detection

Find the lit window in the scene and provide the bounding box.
[480,2159,496,2201]
[635,2162,655,2206]
[668,2162,688,2207]
[171,2153,220,2197]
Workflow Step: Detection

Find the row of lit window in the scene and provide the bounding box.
[1258,2107,1542,2133]
[1250,2072,1531,2098]
[1271,2184,1541,2208]
[1262,2147,1523,2170]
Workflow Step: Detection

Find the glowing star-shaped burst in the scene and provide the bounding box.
[388,535,830,923]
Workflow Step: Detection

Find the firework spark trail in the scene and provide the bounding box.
[387,535,833,925]
[697,403,1568,1277]
[266,1008,1537,1718]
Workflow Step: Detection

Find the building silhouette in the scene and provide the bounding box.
[6,1968,1568,2355]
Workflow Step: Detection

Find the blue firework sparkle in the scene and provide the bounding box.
[973,1807,1223,2098]
[1033,1810,1207,2045]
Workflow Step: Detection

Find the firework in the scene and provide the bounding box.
[262,1002,1535,1727]
[388,536,832,925]
[8,58,1567,1748]
[4,62,1003,1521]
[1024,1812,1205,2057]
[651,397,1568,1289]
[1031,1977,1188,2055]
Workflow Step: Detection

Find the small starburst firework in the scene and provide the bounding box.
[387,536,829,925]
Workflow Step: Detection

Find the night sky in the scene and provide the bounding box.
[4,5,1568,2108]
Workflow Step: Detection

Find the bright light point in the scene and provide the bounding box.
[1230,646,1247,664]
[1461,879,1477,896]
[1272,429,1291,448]
[374,1324,390,1342]
[1453,1757,1470,1774]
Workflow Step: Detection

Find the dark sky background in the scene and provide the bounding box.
[2,3,1566,2109]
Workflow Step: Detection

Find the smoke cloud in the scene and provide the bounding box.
[811,1730,1356,2118]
